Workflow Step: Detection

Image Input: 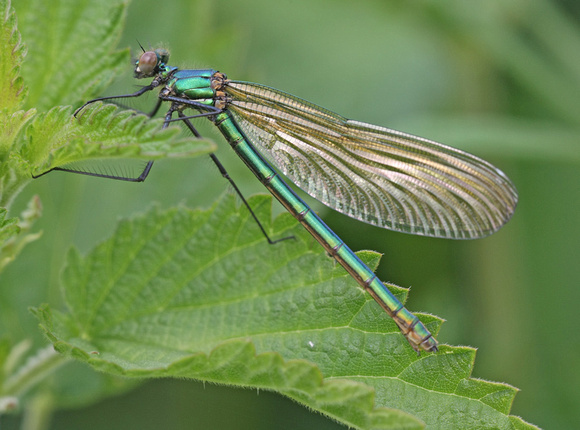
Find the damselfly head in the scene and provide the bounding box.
[134,49,170,79]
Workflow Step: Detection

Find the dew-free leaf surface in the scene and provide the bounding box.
[36,194,536,429]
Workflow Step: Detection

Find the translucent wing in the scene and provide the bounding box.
[224,81,517,239]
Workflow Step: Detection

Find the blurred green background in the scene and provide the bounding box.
[3,0,580,428]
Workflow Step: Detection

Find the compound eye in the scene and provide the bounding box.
[137,51,158,75]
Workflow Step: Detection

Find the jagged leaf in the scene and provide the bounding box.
[17,103,215,177]
[0,195,41,272]
[16,0,130,110]
[0,207,19,250]
[0,0,27,112]
[0,1,215,210]
[0,0,33,203]
[0,103,215,208]
[35,194,536,429]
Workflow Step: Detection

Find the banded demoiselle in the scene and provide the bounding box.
[69,48,518,352]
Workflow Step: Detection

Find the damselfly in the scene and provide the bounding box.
[63,48,518,352]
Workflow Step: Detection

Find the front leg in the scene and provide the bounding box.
[74,82,160,117]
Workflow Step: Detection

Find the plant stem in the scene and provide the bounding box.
[2,346,69,398]
[21,391,55,430]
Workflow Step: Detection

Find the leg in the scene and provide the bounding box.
[208,153,295,245]
[169,110,293,244]
[168,110,294,245]
[74,83,159,117]
[159,95,222,117]
[32,161,154,182]
[34,87,161,181]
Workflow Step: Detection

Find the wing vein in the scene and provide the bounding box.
[224,81,517,239]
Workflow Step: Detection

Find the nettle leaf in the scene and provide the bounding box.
[0,0,34,188]
[0,195,41,272]
[0,0,215,208]
[35,194,535,429]
[0,0,27,112]
[16,0,130,110]
[18,103,215,177]
[0,207,19,248]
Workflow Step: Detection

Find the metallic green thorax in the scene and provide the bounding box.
[169,69,217,102]
[158,66,438,353]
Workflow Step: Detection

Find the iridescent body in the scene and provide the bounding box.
[77,49,519,352]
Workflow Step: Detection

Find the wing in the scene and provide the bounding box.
[224,81,518,239]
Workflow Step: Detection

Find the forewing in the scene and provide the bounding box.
[225,81,517,239]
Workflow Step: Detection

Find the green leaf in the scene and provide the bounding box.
[35,194,537,429]
[16,0,130,110]
[0,338,23,413]
[0,1,216,210]
[0,103,215,208]
[0,0,34,187]
[17,103,216,178]
[0,0,27,112]
[0,207,19,247]
[0,195,42,272]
